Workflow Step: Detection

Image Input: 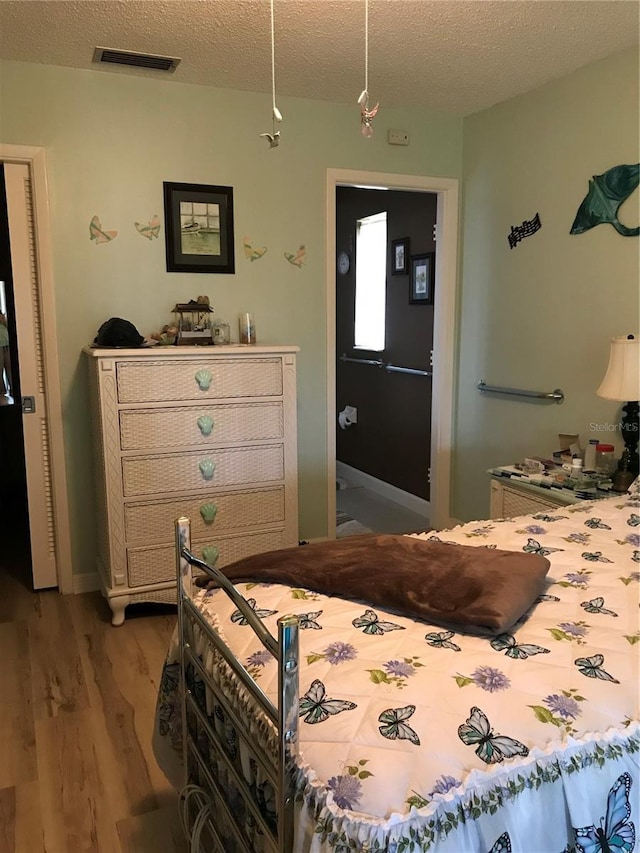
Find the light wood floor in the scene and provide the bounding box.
[0,566,188,853]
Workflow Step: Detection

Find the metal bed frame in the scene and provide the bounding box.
[175,516,300,853]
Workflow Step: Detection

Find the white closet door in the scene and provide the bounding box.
[4,163,57,588]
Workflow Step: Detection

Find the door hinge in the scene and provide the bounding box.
[433,223,437,242]
[430,350,434,368]
[22,395,36,414]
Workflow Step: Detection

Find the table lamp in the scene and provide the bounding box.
[596,334,640,492]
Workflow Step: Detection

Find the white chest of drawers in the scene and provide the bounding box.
[84,345,299,624]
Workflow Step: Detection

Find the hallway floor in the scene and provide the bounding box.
[336,485,430,535]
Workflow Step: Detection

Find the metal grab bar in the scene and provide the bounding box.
[340,353,431,377]
[477,380,564,404]
[339,354,383,367]
[386,364,432,377]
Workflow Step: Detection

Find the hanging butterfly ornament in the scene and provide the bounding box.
[357,0,379,137]
[261,105,283,149]
[260,0,283,148]
[358,90,379,138]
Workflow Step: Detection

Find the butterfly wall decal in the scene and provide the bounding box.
[523,538,564,556]
[581,597,618,617]
[536,594,561,603]
[627,514,640,527]
[574,772,635,853]
[230,598,278,625]
[425,630,461,651]
[89,215,117,243]
[458,707,529,764]
[378,705,420,746]
[284,245,306,267]
[574,654,620,683]
[490,633,550,659]
[352,609,405,635]
[134,215,160,240]
[298,679,357,724]
[243,236,268,262]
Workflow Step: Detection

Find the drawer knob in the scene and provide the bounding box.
[197,415,214,436]
[202,545,219,566]
[199,459,216,480]
[195,369,212,391]
[200,503,217,525]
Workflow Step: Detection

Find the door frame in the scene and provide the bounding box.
[326,168,459,533]
[0,144,73,593]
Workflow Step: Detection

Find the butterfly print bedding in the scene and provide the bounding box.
[155,495,639,852]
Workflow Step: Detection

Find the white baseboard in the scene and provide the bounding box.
[73,572,101,594]
[336,461,431,518]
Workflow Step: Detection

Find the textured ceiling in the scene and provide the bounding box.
[0,0,638,115]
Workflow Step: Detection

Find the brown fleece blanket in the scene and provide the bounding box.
[196,534,550,636]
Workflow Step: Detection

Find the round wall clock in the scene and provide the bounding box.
[337,250,351,275]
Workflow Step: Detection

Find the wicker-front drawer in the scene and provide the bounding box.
[119,402,283,451]
[124,486,286,543]
[127,528,288,587]
[501,485,566,518]
[116,358,283,403]
[122,445,284,497]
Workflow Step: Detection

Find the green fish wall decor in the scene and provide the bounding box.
[570,163,639,237]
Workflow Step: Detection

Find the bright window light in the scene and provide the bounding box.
[354,211,387,351]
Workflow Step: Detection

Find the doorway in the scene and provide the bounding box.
[335,185,436,534]
[0,146,73,593]
[326,168,459,536]
[0,165,32,589]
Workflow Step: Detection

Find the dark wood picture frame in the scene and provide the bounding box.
[163,181,235,274]
[409,252,434,304]
[391,237,410,276]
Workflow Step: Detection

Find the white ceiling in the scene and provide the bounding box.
[0,0,638,115]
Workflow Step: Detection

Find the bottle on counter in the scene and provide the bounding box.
[570,458,583,479]
[595,444,616,477]
[583,439,599,472]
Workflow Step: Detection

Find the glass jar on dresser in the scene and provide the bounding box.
[84,344,299,625]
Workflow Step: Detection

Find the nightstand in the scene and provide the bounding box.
[488,466,605,519]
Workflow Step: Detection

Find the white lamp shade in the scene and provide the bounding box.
[596,335,640,401]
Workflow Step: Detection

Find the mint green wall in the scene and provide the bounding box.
[457,47,639,521]
[0,60,462,574]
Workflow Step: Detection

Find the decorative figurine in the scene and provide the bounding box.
[173,299,214,346]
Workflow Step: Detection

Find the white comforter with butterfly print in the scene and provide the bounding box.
[154,495,640,853]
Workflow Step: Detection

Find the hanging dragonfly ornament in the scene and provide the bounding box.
[357,0,379,137]
[260,0,283,148]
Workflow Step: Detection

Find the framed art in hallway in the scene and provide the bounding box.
[391,237,409,275]
[409,252,434,304]
[163,181,235,273]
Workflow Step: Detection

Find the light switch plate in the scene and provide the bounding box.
[388,129,410,146]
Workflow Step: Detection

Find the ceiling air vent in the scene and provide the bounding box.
[93,47,181,73]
